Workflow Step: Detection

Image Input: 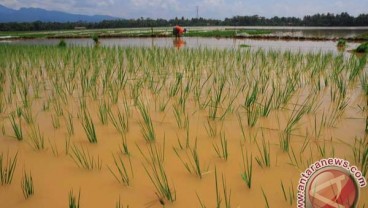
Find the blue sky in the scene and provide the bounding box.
[1,0,367,19]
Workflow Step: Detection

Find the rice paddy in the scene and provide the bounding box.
[0,43,367,207]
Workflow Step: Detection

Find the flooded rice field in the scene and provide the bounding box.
[0,35,367,208]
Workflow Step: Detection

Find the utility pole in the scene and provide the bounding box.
[196,6,199,19]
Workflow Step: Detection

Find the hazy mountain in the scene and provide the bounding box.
[0,4,118,23]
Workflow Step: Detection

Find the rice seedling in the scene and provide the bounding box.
[137,101,156,142]
[28,124,45,150]
[255,138,271,168]
[69,189,81,208]
[69,144,102,170]
[261,188,270,208]
[240,146,253,189]
[21,170,34,199]
[212,133,229,160]
[0,152,18,185]
[245,104,260,127]
[107,153,133,186]
[168,72,183,97]
[98,100,109,125]
[9,113,23,141]
[352,137,368,177]
[142,143,176,204]
[204,119,218,138]
[360,72,368,96]
[108,108,129,136]
[175,127,190,150]
[280,180,295,206]
[21,107,34,124]
[237,113,247,142]
[120,134,130,156]
[65,113,74,136]
[115,197,130,208]
[172,104,189,129]
[213,168,231,208]
[173,138,205,178]
[48,138,59,157]
[51,114,61,129]
[81,110,98,143]
[208,77,226,120]
[196,192,207,208]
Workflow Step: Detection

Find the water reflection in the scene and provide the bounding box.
[173,38,186,49]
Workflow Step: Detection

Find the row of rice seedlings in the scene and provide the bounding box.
[69,189,81,208]
[80,109,98,143]
[173,138,206,179]
[108,153,134,186]
[213,133,229,160]
[0,152,18,185]
[69,144,102,170]
[240,146,253,189]
[9,113,23,141]
[137,101,156,142]
[21,170,34,199]
[280,180,295,206]
[28,124,45,150]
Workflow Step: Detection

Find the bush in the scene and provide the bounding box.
[337,38,346,47]
[356,42,368,53]
[92,34,99,44]
[58,39,66,47]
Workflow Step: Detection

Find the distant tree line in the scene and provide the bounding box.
[1,12,367,31]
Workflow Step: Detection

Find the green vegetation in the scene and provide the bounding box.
[337,38,346,47]
[69,189,81,208]
[58,39,67,47]
[21,170,34,199]
[0,152,18,185]
[356,42,368,53]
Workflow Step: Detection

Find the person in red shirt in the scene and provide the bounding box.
[173,25,187,37]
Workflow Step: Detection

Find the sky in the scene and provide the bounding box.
[0,0,367,19]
